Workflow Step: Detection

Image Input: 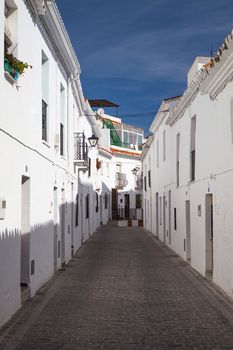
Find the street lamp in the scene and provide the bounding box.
[88,134,99,148]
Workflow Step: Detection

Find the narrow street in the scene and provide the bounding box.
[1,223,233,350]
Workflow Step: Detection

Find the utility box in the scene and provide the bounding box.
[0,199,6,220]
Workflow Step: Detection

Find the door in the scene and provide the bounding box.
[185,200,191,262]
[163,195,166,242]
[71,184,74,256]
[124,194,130,219]
[53,186,58,270]
[61,189,65,264]
[156,193,159,236]
[168,190,171,244]
[205,194,213,276]
[100,195,103,225]
[21,176,30,287]
[111,188,118,219]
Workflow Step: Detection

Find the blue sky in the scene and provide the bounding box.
[56,0,233,134]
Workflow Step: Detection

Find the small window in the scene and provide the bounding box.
[42,100,48,141]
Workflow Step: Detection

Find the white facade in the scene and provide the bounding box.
[142,31,233,299]
[0,0,102,327]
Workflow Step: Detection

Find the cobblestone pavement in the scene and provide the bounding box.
[1,224,233,349]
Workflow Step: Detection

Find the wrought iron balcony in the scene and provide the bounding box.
[115,172,128,189]
[74,132,88,167]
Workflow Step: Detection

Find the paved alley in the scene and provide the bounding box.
[1,224,233,350]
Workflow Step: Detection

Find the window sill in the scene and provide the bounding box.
[4,71,17,85]
[42,140,50,148]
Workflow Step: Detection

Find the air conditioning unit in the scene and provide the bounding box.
[54,133,60,147]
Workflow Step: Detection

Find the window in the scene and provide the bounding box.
[136,194,142,208]
[42,100,48,141]
[174,208,177,230]
[190,116,196,181]
[157,139,159,167]
[104,193,108,209]
[148,170,151,187]
[176,133,180,187]
[42,51,49,141]
[144,176,147,191]
[163,130,166,161]
[95,192,99,213]
[75,194,79,226]
[138,135,143,150]
[86,194,89,219]
[60,83,65,156]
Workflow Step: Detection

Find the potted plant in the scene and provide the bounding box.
[4,52,32,79]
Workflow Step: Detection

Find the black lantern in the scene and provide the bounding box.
[88,134,99,148]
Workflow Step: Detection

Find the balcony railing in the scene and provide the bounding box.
[74,132,88,167]
[115,172,128,189]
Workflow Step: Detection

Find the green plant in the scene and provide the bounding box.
[4,52,32,75]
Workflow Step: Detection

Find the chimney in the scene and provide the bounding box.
[187,57,210,86]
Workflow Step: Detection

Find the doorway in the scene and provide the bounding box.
[53,186,58,271]
[156,193,159,236]
[111,188,118,220]
[163,196,166,242]
[185,200,191,262]
[168,190,171,244]
[21,176,30,287]
[124,194,130,219]
[61,189,65,265]
[205,194,213,277]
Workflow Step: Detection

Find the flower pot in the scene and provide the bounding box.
[4,59,11,72]
[10,69,19,80]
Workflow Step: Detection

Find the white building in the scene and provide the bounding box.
[0,0,101,327]
[142,30,233,299]
[95,108,144,225]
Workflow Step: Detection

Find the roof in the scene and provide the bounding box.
[167,30,233,125]
[88,99,119,108]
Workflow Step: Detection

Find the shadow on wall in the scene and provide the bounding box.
[0,199,82,328]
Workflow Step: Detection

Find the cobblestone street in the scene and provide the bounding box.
[1,224,233,349]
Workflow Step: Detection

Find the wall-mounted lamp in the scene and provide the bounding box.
[88,134,99,148]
